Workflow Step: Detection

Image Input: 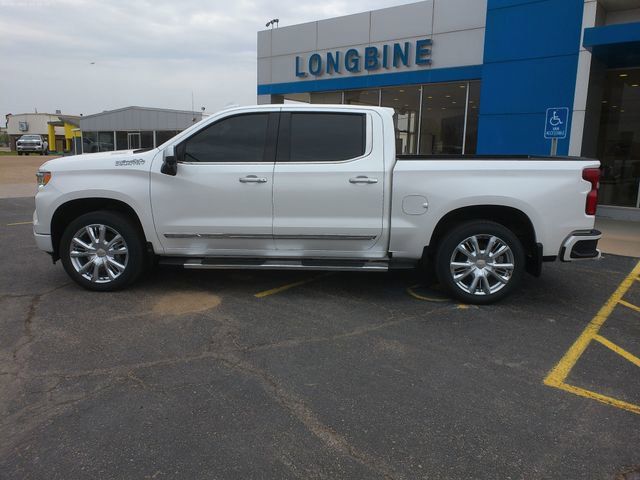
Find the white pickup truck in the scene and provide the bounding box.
[33,105,602,304]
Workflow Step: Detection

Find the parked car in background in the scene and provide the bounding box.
[17,135,48,155]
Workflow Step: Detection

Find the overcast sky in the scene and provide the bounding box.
[0,0,412,120]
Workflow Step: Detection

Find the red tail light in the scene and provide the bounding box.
[582,168,600,216]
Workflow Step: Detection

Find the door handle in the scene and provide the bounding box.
[239,175,268,184]
[349,176,378,184]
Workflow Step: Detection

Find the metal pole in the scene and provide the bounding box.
[550,138,558,157]
[416,85,423,154]
[461,81,470,154]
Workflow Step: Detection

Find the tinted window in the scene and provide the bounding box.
[289,113,365,162]
[181,114,269,162]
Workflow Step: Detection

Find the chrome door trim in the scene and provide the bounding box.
[164,233,377,240]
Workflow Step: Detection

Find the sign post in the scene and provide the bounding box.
[544,107,568,156]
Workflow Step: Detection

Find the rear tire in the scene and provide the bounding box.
[60,211,145,291]
[435,221,525,304]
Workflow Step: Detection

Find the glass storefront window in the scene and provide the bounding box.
[310,92,342,104]
[115,131,128,150]
[156,130,181,146]
[344,89,379,106]
[284,93,311,103]
[597,68,640,208]
[464,81,481,155]
[82,131,98,153]
[98,131,114,152]
[141,131,154,149]
[419,82,467,155]
[273,81,481,156]
[381,86,421,154]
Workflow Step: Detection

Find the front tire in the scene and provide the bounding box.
[60,211,145,291]
[435,221,525,304]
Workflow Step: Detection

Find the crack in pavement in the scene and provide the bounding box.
[8,283,71,372]
[0,309,420,479]
[0,284,456,478]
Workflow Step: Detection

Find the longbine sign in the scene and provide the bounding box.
[295,39,433,78]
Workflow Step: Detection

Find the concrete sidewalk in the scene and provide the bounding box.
[596,217,640,258]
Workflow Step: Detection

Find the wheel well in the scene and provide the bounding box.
[426,205,541,276]
[50,198,146,260]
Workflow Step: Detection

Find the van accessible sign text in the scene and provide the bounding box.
[295,39,432,78]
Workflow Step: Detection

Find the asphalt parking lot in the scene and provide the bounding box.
[1,196,639,479]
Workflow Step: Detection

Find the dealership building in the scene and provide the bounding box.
[257,0,640,219]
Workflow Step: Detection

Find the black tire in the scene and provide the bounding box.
[17,151,21,156]
[435,221,525,305]
[60,211,145,291]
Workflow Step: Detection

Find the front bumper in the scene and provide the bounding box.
[560,229,602,262]
[17,145,43,151]
[33,209,53,252]
[34,232,53,252]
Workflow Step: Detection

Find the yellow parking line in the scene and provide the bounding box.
[544,260,640,387]
[254,273,331,298]
[6,221,32,226]
[619,299,640,314]
[593,334,640,368]
[406,284,449,302]
[543,260,640,414]
[554,382,640,415]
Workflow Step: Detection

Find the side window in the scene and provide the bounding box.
[288,113,366,162]
[179,113,269,163]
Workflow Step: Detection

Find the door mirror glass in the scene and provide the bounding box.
[161,145,177,176]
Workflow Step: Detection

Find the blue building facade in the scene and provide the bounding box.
[257,0,640,216]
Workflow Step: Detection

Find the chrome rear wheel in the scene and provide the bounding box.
[435,221,525,304]
[449,234,515,296]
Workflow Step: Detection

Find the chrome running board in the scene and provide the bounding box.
[160,257,389,272]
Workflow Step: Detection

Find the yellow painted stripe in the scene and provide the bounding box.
[619,299,640,314]
[6,221,33,226]
[593,334,640,368]
[254,273,331,298]
[544,260,640,388]
[406,284,449,303]
[554,382,640,415]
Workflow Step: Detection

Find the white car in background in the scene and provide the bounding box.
[17,134,49,155]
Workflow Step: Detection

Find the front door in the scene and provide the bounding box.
[272,110,385,255]
[127,132,140,150]
[150,110,279,255]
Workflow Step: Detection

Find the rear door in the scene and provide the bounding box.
[272,110,386,255]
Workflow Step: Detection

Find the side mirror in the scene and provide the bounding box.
[161,145,177,176]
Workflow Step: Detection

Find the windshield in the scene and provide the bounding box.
[20,135,40,140]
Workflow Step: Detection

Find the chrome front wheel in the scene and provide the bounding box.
[60,211,145,291]
[69,224,129,284]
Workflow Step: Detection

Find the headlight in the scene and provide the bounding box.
[36,171,51,187]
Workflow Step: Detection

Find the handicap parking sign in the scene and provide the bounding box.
[544,107,569,139]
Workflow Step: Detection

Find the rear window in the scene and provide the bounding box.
[288,113,366,162]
